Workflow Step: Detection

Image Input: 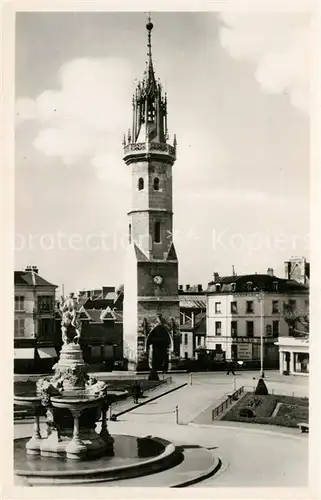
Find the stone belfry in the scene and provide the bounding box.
[123,16,180,371]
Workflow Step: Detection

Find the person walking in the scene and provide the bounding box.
[226,360,236,376]
[132,380,141,404]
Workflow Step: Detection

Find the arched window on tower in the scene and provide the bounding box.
[154,222,161,243]
[138,178,144,191]
[129,224,132,244]
[153,177,160,191]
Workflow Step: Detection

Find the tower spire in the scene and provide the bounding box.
[146,13,156,89]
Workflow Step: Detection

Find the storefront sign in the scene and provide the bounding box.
[237,343,252,359]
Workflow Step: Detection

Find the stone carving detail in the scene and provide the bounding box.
[141,317,149,336]
[59,293,82,345]
[124,142,175,157]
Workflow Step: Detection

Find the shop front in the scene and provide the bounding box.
[277,336,309,376]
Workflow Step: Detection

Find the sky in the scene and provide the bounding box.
[15,11,311,294]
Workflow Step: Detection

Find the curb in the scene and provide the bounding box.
[113,383,188,419]
[172,457,222,488]
[187,421,308,441]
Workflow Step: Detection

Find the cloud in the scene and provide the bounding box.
[218,12,311,114]
[16,58,133,172]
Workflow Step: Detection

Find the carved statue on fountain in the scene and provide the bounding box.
[60,293,82,345]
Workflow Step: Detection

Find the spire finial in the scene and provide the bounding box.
[146,13,155,84]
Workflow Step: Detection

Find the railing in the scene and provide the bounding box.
[212,386,245,420]
[124,142,176,157]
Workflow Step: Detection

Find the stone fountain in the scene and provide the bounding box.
[15,293,114,461]
[14,293,220,486]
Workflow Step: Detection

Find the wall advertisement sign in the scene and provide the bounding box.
[237,343,253,360]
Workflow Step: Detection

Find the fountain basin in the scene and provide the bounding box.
[14,434,181,485]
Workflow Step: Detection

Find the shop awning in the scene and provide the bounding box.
[37,347,57,359]
[14,348,35,360]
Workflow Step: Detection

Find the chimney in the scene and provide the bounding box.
[197,284,203,292]
[191,312,195,328]
[25,265,38,273]
[213,272,219,282]
[185,284,190,291]
[267,268,274,276]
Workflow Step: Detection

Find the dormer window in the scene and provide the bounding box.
[246,281,253,292]
[215,283,221,292]
[138,178,144,190]
[273,281,279,292]
[231,282,236,292]
[153,177,160,191]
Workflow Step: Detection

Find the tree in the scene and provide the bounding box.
[283,302,309,338]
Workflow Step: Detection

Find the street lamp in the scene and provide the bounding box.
[256,290,265,378]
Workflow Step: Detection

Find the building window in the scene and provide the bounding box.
[272,300,279,313]
[38,296,52,312]
[231,282,236,292]
[154,221,161,243]
[153,177,160,191]
[246,281,253,292]
[184,333,188,346]
[231,301,237,314]
[289,299,297,311]
[215,283,221,292]
[216,343,222,352]
[197,336,202,346]
[39,319,53,339]
[129,223,132,244]
[231,321,238,336]
[246,301,254,313]
[273,281,279,291]
[14,318,25,337]
[215,321,222,336]
[15,296,24,311]
[215,302,221,314]
[138,177,144,190]
[272,320,279,337]
[184,352,188,359]
[246,321,254,338]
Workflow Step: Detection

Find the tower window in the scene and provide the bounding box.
[129,224,132,244]
[153,177,160,191]
[138,178,144,190]
[154,221,161,243]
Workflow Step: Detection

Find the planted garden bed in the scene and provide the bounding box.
[222,392,309,428]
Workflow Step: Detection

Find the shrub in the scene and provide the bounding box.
[239,407,255,418]
[255,378,269,395]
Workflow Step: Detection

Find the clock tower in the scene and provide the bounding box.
[123,17,180,371]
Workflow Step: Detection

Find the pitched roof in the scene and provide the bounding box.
[134,243,149,261]
[207,274,308,294]
[166,243,178,260]
[85,309,104,323]
[180,312,206,333]
[179,295,206,309]
[14,271,57,288]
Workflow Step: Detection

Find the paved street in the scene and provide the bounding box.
[111,370,308,425]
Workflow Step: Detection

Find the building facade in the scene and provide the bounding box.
[205,271,309,368]
[276,256,310,375]
[14,266,58,371]
[122,19,180,371]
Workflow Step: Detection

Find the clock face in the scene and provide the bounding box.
[153,275,163,286]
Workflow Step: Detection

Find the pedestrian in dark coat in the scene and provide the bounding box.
[132,380,141,404]
[226,360,236,376]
